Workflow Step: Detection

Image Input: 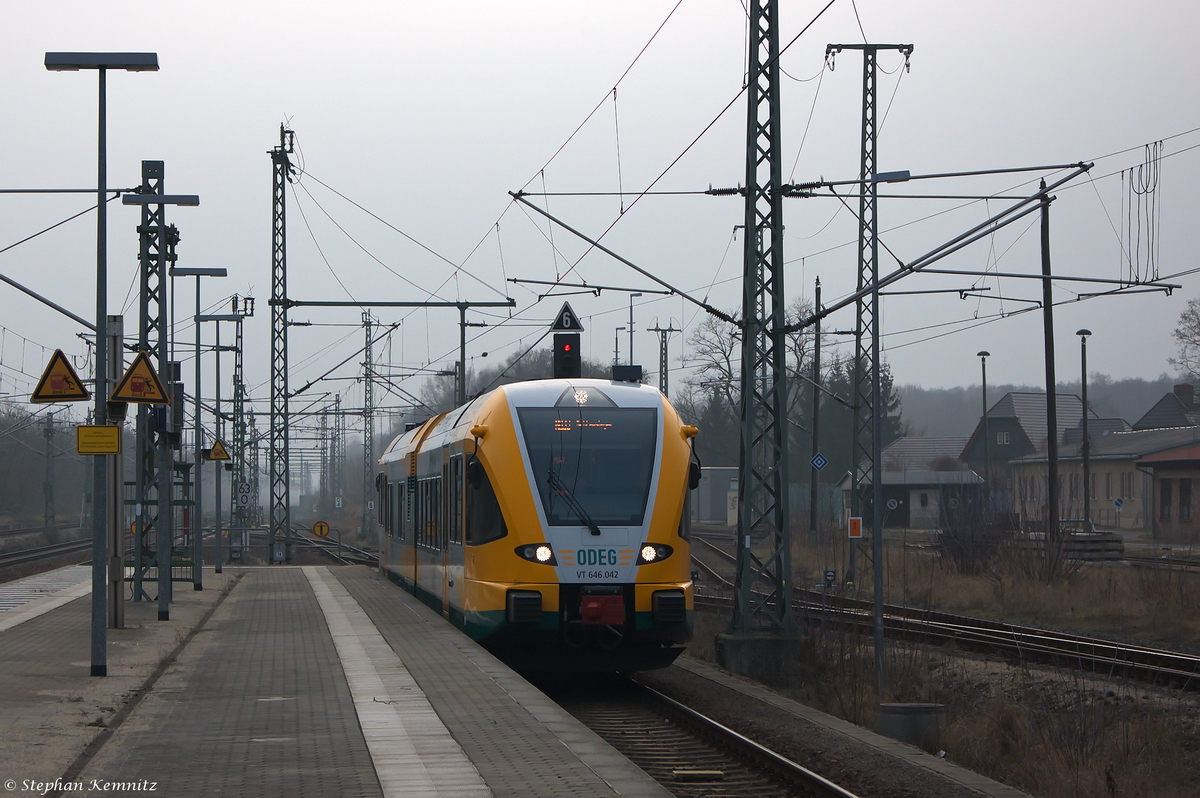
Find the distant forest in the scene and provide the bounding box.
[897,374,1181,437]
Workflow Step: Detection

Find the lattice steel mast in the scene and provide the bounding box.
[362,312,375,532]
[230,295,253,537]
[131,160,181,610]
[647,323,680,397]
[269,125,295,563]
[332,394,344,510]
[827,43,912,583]
[319,409,330,515]
[733,0,793,634]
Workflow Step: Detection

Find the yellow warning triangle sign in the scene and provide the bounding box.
[31,350,90,403]
[111,351,170,405]
[208,438,230,461]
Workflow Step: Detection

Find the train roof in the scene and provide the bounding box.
[501,378,664,408]
[379,378,668,464]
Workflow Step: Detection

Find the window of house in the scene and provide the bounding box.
[996,431,1010,445]
[1069,473,1079,500]
[920,492,929,508]
[1161,479,1173,521]
[1181,479,1192,522]
[1106,473,1113,500]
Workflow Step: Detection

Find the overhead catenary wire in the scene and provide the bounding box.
[297,171,509,301]
[510,0,840,306]
[518,0,686,194]
[278,16,1200,408]
[291,183,359,304]
[613,88,626,214]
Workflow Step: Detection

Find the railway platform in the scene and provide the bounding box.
[0,564,669,798]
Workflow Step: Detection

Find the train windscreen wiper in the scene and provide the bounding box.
[547,470,602,536]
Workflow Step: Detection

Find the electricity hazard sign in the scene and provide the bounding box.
[111,351,169,405]
[207,439,230,461]
[31,350,90,403]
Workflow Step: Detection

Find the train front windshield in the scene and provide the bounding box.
[518,405,658,527]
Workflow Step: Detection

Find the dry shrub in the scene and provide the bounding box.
[848,539,1200,651]
[940,664,1199,798]
[806,615,877,726]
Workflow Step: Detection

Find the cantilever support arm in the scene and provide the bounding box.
[510,191,739,327]
[786,163,1096,333]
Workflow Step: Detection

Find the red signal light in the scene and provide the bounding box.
[563,343,572,352]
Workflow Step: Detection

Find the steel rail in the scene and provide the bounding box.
[690,536,1200,688]
[0,539,92,569]
[635,682,862,798]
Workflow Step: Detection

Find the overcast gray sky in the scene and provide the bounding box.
[3,0,1199,425]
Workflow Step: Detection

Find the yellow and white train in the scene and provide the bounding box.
[376,377,697,671]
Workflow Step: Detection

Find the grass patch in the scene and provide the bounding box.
[695,527,1200,797]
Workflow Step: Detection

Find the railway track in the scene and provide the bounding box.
[1125,552,1200,573]
[0,538,92,570]
[541,674,859,798]
[293,533,378,566]
[0,523,80,540]
[691,533,1200,690]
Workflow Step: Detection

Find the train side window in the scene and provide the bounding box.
[390,483,401,539]
[375,474,387,528]
[396,482,405,537]
[384,478,391,531]
[423,479,432,548]
[426,479,434,548]
[466,461,508,545]
[415,478,425,547]
[418,476,444,550]
[434,476,444,550]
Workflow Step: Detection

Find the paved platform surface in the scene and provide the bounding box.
[0,565,668,798]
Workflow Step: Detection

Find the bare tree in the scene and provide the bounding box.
[1170,296,1200,379]
[682,311,740,410]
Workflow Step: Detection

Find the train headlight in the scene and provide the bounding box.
[636,543,674,565]
[516,544,558,565]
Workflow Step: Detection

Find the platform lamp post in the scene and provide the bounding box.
[978,351,991,510]
[198,312,240,574]
[1077,329,1092,528]
[614,326,626,367]
[173,267,227,579]
[45,51,158,678]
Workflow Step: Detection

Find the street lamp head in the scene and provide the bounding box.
[631,292,643,299]
[45,52,159,71]
[977,350,990,358]
[1076,328,1092,338]
[171,267,227,278]
[616,326,626,331]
